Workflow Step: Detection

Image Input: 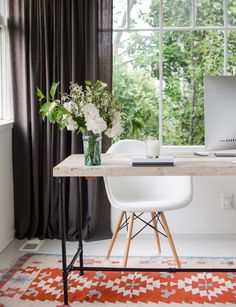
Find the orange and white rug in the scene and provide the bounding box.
[0,253,236,306]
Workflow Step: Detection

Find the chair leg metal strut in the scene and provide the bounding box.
[106,211,180,268]
[58,178,236,306]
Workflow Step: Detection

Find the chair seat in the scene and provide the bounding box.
[104,140,193,268]
[109,195,191,212]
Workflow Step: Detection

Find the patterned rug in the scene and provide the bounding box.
[0,253,236,306]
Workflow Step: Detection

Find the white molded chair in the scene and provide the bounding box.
[104,140,193,268]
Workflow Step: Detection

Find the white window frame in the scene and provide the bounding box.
[113,0,236,147]
[0,0,13,121]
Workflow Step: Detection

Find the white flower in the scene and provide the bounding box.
[63,102,73,112]
[65,115,78,132]
[100,81,108,88]
[82,103,100,119]
[86,117,107,134]
[105,123,123,138]
[105,111,123,138]
[113,111,121,125]
[62,114,68,121]
[63,101,79,115]
[82,102,107,134]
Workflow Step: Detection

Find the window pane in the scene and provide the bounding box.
[113,31,159,140]
[0,0,4,120]
[196,0,223,26]
[163,31,224,145]
[0,30,2,119]
[227,31,236,75]
[113,0,127,29]
[130,0,159,29]
[163,0,192,27]
[228,0,236,26]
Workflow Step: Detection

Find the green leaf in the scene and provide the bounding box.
[55,109,64,123]
[49,109,58,123]
[36,87,46,102]
[40,102,51,112]
[50,82,60,99]
[75,116,86,129]
[59,122,66,130]
[39,102,51,120]
[131,117,144,138]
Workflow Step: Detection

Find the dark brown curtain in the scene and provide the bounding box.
[8,0,112,241]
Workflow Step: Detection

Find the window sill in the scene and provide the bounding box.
[161,145,205,154]
[0,120,13,133]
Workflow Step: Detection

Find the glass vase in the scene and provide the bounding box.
[82,131,102,166]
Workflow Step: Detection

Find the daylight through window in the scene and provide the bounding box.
[0,0,11,121]
[113,0,236,145]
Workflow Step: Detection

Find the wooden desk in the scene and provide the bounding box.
[54,153,236,177]
[53,153,236,305]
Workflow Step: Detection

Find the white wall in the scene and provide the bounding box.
[111,146,236,234]
[0,122,14,252]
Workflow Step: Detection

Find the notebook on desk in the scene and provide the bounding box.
[132,156,174,166]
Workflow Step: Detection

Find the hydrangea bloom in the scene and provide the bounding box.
[82,103,100,119]
[83,103,107,134]
[62,114,78,132]
[106,112,123,138]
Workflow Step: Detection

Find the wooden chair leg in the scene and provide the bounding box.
[151,212,161,253]
[106,211,125,258]
[159,212,181,268]
[123,212,134,267]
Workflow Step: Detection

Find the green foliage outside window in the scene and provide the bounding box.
[162,30,224,145]
[113,0,236,145]
[113,54,159,140]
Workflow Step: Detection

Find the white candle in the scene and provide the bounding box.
[146,140,160,158]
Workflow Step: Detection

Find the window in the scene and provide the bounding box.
[0,0,12,121]
[113,0,236,145]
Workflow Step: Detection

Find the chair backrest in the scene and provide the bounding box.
[104,140,192,210]
[107,139,145,154]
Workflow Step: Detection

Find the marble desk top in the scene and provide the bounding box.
[53,153,236,177]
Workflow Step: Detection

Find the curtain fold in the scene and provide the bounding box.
[8,0,112,241]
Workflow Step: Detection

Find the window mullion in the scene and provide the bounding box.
[159,0,163,146]
[127,0,130,30]
[224,0,228,75]
[192,0,196,29]
[0,15,6,27]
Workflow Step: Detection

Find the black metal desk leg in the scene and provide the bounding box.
[59,177,69,305]
[78,178,84,276]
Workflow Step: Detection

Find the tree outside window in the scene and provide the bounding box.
[113,0,236,145]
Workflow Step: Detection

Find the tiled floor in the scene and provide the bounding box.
[1,234,236,306]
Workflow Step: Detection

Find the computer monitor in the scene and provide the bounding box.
[204,76,236,151]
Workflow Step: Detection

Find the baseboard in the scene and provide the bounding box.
[0,230,15,253]
[116,233,236,240]
[172,233,236,239]
[118,227,236,235]
[172,227,236,235]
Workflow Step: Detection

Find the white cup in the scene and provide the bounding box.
[146,140,160,158]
